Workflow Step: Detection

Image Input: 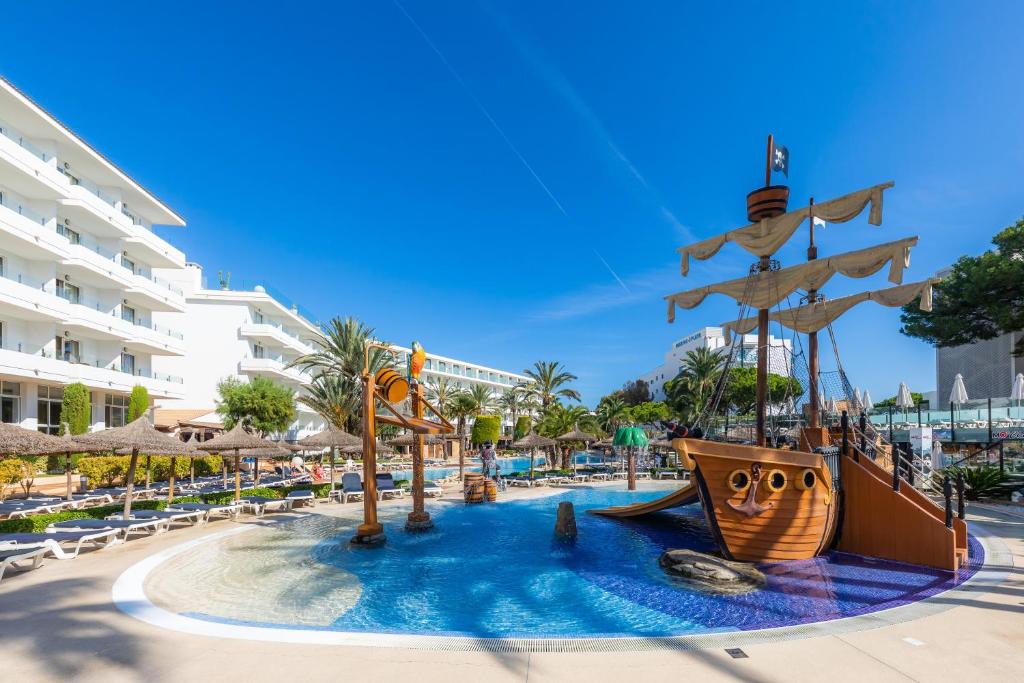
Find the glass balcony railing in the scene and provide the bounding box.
[31,347,184,384]
[0,189,48,226]
[0,123,52,163]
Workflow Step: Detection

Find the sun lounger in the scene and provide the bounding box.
[285,490,316,507]
[167,502,240,520]
[424,481,444,497]
[0,545,50,583]
[0,529,122,557]
[611,472,628,480]
[375,474,403,500]
[508,477,533,488]
[332,473,364,503]
[107,509,204,527]
[0,501,67,518]
[589,473,610,481]
[48,517,168,537]
[238,496,294,517]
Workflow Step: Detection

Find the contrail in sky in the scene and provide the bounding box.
[390,0,630,293]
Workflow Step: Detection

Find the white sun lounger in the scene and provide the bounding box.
[107,509,204,527]
[0,545,50,583]
[238,496,294,517]
[1,529,123,557]
[166,502,241,521]
[48,517,169,537]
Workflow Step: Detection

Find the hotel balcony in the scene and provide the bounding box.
[0,272,64,322]
[0,347,185,400]
[238,356,311,387]
[239,322,313,355]
[0,130,65,200]
[58,297,185,356]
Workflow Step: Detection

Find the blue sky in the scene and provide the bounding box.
[4,1,1021,405]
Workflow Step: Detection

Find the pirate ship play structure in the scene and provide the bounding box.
[595,137,968,571]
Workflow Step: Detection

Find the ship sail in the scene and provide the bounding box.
[677,181,894,275]
[665,236,917,322]
[720,278,937,339]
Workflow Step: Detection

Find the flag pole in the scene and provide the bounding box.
[764,134,773,187]
[807,197,820,432]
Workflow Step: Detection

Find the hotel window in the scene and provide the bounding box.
[55,279,80,304]
[1,381,21,424]
[105,394,129,428]
[253,310,264,324]
[57,222,80,245]
[121,305,136,324]
[122,255,136,274]
[465,368,475,379]
[121,352,135,375]
[425,359,432,370]
[439,361,447,373]
[55,336,81,363]
[253,343,265,359]
[36,385,63,435]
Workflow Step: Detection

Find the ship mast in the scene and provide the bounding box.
[806,197,820,430]
[753,134,783,447]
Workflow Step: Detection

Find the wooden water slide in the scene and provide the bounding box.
[589,482,700,518]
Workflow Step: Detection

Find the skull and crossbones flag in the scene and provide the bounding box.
[771,141,789,177]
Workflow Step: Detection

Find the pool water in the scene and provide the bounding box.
[150,485,982,639]
[389,454,605,482]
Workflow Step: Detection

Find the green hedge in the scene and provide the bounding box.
[0,500,167,533]
[471,414,501,446]
[77,454,224,488]
[514,416,531,441]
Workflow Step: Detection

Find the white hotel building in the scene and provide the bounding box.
[0,77,188,433]
[642,326,793,401]
[0,76,529,439]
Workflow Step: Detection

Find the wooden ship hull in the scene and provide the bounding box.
[674,438,839,563]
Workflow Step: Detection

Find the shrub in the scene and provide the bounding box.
[514,416,531,441]
[193,455,223,476]
[471,415,501,446]
[77,456,130,488]
[127,385,150,422]
[59,383,91,436]
[0,459,27,502]
[944,465,1009,501]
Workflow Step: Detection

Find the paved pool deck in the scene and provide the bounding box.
[0,485,1021,682]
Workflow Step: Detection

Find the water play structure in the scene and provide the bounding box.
[595,137,968,571]
[353,341,455,543]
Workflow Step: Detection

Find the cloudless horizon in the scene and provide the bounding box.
[4,1,1021,406]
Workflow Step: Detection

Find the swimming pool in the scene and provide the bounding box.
[390,454,606,482]
[142,485,982,639]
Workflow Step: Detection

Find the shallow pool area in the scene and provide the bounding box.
[143,485,983,639]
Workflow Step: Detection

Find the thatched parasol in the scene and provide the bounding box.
[512,432,556,479]
[3,423,106,501]
[196,423,282,502]
[73,417,196,518]
[339,439,392,455]
[556,426,598,471]
[298,427,360,490]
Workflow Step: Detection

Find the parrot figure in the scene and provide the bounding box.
[409,341,426,382]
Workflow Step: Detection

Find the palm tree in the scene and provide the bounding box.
[447,393,477,479]
[497,388,528,436]
[538,404,593,469]
[466,383,496,416]
[520,361,580,409]
[289,316,394,433]
[596,395,630,432]
[664,348,724,424]
[299,374,357,432]
[424,377,456,416]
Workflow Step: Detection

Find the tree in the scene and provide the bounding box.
[514,415,531,440]
[721,368,803,415]
[299,374,353,431]
[424,377,456,416]
[595,395,630,432]
[216,376,296,437]
[466,384,496,415]
[289,316,393,433]
[901,218,1024,356]
[664,348,724,423]
[520,361,580,409]
[620,379,652,406]
[497,388,529,435]
[874,391,925,409]
[537,404,598,469]
[59,383,90,436]
[447,393,477,478]
[471,414,501,446]
[628,401,671,424]
[127,385,150,422]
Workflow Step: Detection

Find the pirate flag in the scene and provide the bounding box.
[771,141,789,177]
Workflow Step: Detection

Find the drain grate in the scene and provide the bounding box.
[725,648,748,658]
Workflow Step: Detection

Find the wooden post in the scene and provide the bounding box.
[355,371,383,541]
[168,456,176,503]
[329,446,336,495]
[755,255,770,447]
[407,381,432,530]
[764,134,774,187]
[122,447,139,520]
[65,452,73,501]
[888,406,893,444]
[987,397,992,443]
[917,402,922,428]
[221,459,228,489]
[905,443,915,487]
[859,413,868,459]
[144,454,151,491]
[807,198,821,430]
[233,451,241,503]
[999,441,1005,473]
[950,401,956,444]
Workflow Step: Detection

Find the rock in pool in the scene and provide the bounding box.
[658,549,766,594]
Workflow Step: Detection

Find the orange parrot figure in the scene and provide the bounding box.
[409,341,426,382]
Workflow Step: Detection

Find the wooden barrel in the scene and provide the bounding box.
[746,185,789,222]
[464,472,485,503]
[374,368,409,402]
[483,478,498,502]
